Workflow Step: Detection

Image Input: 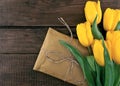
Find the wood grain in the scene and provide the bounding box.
[0,54,74,86]
[0,0,119,26]
[0,27,76,54]
[0,28,47,54]
[0,0,120,85]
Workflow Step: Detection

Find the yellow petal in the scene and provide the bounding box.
[85,21,94,45]
[76,23,89,47]
[105,40,112,60]
[106,31,113,42]
[85,1,102,24]
[107,31,120,64]
[113,38,120,64]
[93,40,104,66]
[112,31,120,49]
[103,8,115,31]
[103,8,120,31]
[112,9,120,30]
[85,1,97,24]
[96,0,102,24]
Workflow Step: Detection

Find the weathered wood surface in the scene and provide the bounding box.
[0,0,119,26]
[0,54,74,86]
[0,0,120,86]
[0,27,76,54]
[0,28,75,86]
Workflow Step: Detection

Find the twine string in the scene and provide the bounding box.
[58,17,73,43]
[45,51,85,85]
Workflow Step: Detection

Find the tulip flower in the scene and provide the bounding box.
[76,21,93,47]
[92,39,111,66]
[84,0,102,24]
[103,8,120,31]
[106,31,120,64]
[92,40,104,66]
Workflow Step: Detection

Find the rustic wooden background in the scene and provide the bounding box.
[0,0,120,86]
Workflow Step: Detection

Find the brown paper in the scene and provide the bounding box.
[33,28,89,86]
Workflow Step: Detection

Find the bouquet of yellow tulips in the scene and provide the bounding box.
[60,0,120,86]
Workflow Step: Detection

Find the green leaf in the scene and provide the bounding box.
[59,40,85,73]
[102,39,114,86]
[100,67,105,85]
[113,63,120,86]
[59,40,95,86]
[95,62,102,86]
[115,21,120,31]
[92,15,103,40]
[87,56,95,71]
[83,58,96,86]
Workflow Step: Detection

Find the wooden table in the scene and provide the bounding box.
[0,0,119,86]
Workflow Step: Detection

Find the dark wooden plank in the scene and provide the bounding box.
[0,54,74,86]
[0,27,76,54]
[0,0,119,26]
[0,28,47,54]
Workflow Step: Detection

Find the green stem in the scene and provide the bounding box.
[88,46,92,55]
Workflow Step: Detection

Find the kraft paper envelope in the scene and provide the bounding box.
[33,28,89,86]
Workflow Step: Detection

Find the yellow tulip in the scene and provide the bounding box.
[92,40,111,66]
[84,0,102,24]
[92,40,104,66]
[76,21,93,47]
[105,40,112,60]
[106,31,120,64]
[103,8,120,31]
